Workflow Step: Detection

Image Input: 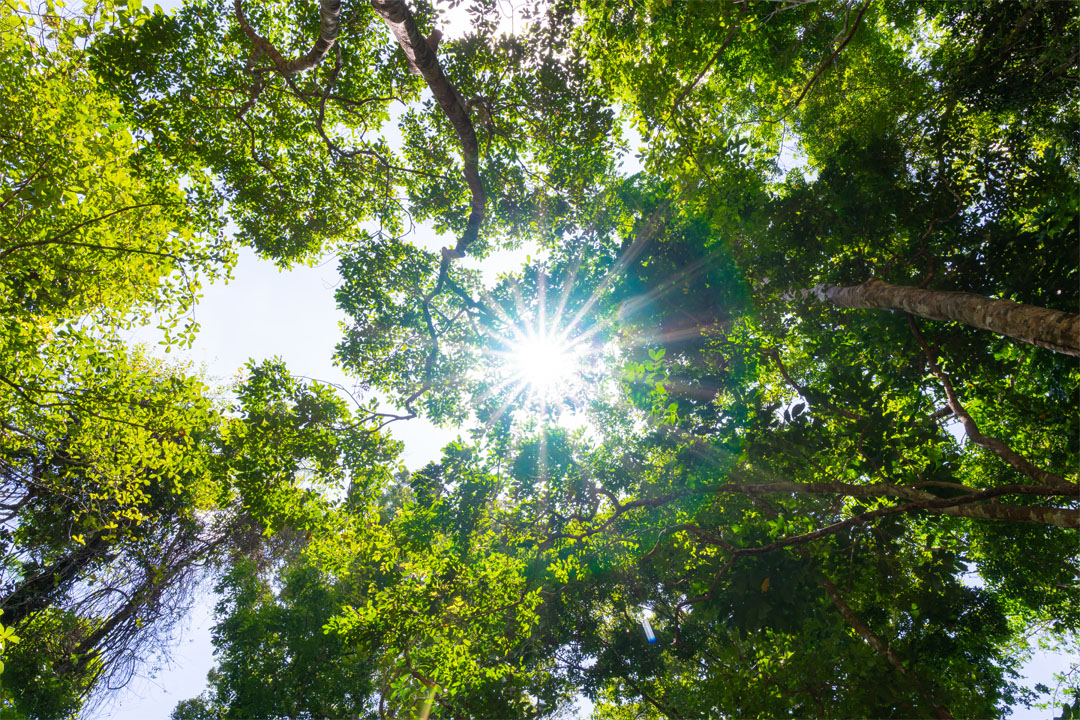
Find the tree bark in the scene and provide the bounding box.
[234,0,341,77]
[0,531,109,627]
[700,480,1078,528]
[371,0,484,256]
[929,502,1078,526]
[824,278,1080,356]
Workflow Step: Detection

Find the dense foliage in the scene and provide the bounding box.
[0,0,1076,718]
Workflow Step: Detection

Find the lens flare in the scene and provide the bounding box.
[509,331,580,396]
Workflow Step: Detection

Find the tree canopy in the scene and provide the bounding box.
[0,0,1076,718]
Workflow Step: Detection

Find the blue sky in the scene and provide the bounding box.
[109,247,431,716]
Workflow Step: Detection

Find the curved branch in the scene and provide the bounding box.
[909,317,1073,489]
[368,0,487,420]
[371,0,484,257]
[764,347,867,421]
[770,0,871,124]
[234,0,341,77]
[0,202,173,261]
[0,155,50,212]
[666,21,738,121]
[822,576,953,719]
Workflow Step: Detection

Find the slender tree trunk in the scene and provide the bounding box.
[822,577,953,720]
[0,531,109,626]
[824,278,1080,356]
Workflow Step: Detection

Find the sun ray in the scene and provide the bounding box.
[478,383,530,436]
[543,246,730,358]
[550,252,583,342]
[560,205,666,340]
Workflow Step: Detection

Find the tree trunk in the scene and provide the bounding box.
[824,279,1080,356]
[0,531,109,627]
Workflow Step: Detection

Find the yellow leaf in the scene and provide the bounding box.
[761,577,770,592]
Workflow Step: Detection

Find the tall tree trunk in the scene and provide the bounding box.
[0,531,109,627]
[824,279,1080,356]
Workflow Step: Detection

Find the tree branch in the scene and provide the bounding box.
[909,317,1073,489]
[770,0,871,124]
[371,0,483,258]
[368,0,487,420]
[821,576,953,719]
[0,202,173,261]
[233,0,341,77]
[666,21,738,121]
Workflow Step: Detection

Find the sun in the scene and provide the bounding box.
[476,269,616,420]
[508,331,581,397]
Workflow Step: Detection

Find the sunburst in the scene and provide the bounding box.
[474,271,599,423]
[507,328,583,399]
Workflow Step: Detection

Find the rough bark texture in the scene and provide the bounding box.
[234,0,341,77]
[371,0,484,256]
[826,278,1080,356]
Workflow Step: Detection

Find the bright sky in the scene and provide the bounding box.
[110,222,544,716]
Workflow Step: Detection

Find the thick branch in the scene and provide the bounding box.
[827,278,1080,356]
[371,0,484,256]
[367,0,486,421]
[234,0,341,77]
[930,502,1078,526]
